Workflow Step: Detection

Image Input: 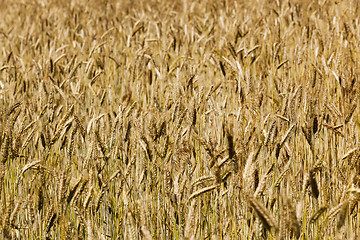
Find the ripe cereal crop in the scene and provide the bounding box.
[0,0,360,239]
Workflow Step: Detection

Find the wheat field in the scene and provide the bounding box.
[0,0,360,239]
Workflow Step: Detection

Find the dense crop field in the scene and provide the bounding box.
[1,0,360,239]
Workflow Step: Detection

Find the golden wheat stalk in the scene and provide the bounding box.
[247,194,278,232]
[188,185,218,201]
